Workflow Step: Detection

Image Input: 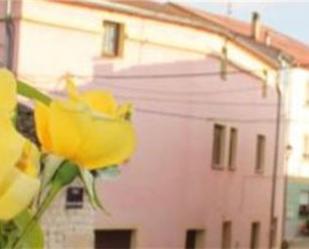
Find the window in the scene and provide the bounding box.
[299,191,309,216]
[303,135,309,160]
[212,124,226,168]
[220,46,228,80]
[305,82,309,105]
[221,221,232,249]
[94,230,135,249]
[228,128,238,170]
[185,230,205,249]
[255,135,266,173]
[250,222,260,249]
[271,218,277,247]
[261,70,268,98]
[102,21,124,57]
[66,187,84,209]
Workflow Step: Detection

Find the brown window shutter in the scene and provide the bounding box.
[262,70,268,98]
[117,24,126,57]
[220,46,228,81]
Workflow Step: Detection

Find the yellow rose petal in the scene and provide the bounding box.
[34,102,52,151]
[16,140,40,178]
[0,119,24,187]
[34,80,136,170]
[81,91,118,117]
[0,68,17,113]
[48,101,90,160]
[77,117,136,169]
[66,78,80,101]
[0,168,40,220]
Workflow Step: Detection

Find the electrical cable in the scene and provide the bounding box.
[116,94,276,107]
[135,107,278,123]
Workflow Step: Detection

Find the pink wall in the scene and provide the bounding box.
[90,58,282,248]
[9,2,284,248]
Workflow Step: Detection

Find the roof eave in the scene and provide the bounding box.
[51,0,282,69]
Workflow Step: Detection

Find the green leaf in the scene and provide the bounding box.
[95,165,121,180]
[52,161,79,187]
[0,222,9,249]
[13,210,44,249]
[79,169,110,215]
[17,80,51,105]
[2,222,19,249]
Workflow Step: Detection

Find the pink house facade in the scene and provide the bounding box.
[91,58,283,249]
[1,0,302,248]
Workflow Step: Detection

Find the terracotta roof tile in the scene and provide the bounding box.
[167,3,309,68]
[53,0,309,68]
[110,0,195,19]
[112,1,309,67]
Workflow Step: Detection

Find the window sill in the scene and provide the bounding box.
[254,169,264,175]
[212,164,224,171]
[302,155,309,162]
[228,166,237,172]
[101,53,121,58]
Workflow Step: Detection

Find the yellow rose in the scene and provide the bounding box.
[34,79,136,170]
[0,69,40,220]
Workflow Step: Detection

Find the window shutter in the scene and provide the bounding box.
[262,70,268,98]
[220,46,228,80]
[117,23,126,57]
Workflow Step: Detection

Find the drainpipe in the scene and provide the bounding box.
[268,58,286,249]
[4,0,14,70]
[280,64,291,248]
[281,143,292,248]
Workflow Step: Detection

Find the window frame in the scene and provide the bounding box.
[94,229,136,249]
[102,21,124,58]
[185,229,206,249]
[255,134,266,174]
[221,221,232,249]
[250,222,261,249]
[304,82,309,106]
[303,134,309,161]
[212,124,226,169]
[228,127,238,171]
[65,186,84,209]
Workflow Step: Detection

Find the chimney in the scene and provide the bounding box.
[265,31,272,46]
[251,12,261,41]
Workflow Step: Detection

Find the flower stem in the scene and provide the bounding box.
[12,183,61,249]
[12,161,79,249]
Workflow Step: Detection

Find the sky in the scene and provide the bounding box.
[161,0,309,45]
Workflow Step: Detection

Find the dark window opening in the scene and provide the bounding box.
[212,124,226,168]
[222,221,232,249]
[255,135,266,173]
[250,222,260,249]
[228,127,238,170]
[102,21,124,57]
[185,230,205,249]
[66,187,84,209]
[94,230,133,249]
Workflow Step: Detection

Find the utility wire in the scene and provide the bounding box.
[135,108,309,124]
[85,82,262,97]
[72,69,263,79]
[48,85,273,107]
[20,67,268,81]
[20,73,262,96]
[135,107,277,123]
[19,69,269,97]
[116,94,276,107]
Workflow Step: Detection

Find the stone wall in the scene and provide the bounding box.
[42,182,95,249]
